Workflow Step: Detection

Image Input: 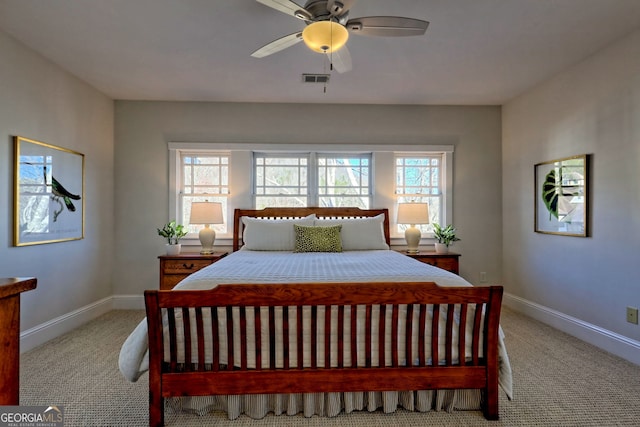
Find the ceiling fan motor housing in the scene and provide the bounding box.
[304,0,349,24]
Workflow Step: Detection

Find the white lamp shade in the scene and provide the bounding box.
[189,202,223,255]
[397,203,429,225]
[189,202,223,225]
[302,21,349,53]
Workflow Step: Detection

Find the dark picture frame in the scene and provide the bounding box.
[534,154,589,237]
[14,136,85,246]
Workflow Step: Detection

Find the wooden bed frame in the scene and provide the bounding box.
[144,207,504,426]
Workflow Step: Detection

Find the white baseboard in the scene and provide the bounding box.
[504,292,640,366]
[20,296,113,353]
[20,294,148,353]
[20,294,147,353]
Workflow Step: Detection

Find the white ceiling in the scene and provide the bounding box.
[1,0,640,105]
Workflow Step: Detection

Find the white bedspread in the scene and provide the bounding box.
[180,249,465,288]
[119,249,513,401]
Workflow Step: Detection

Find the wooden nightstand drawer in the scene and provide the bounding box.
[397,250,460,274]
[419,257,458,272]
[158,252,227,290]
[162,259,213,274]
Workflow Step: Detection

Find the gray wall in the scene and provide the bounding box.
[502,28,640,343]
[113,102,502,295]
[0,31,114,330]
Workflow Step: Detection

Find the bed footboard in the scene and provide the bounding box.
[144,282,503,426]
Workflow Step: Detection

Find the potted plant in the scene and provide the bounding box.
[157,220,188,255]
[432,223,460,254]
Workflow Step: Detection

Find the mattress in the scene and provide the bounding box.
[178,248,466,289]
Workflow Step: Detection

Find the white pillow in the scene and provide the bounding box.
[314,214,389,250]
[242,214,316,251]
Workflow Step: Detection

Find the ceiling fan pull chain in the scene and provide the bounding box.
[325,60,329,93]
[323,55,328,94]
[329,21,334,73]
[329,22,336,94]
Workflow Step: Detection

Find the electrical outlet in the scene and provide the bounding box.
[479,272,487,283]
[627,307,638,325]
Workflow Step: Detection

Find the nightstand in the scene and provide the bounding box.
[158,252,227,290]
[398,250,460,274]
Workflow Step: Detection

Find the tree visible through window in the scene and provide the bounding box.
[317,154,370,208]
[254,154,308,208]
[253,153,371,208]
[180,153,229,234]
[395,155,442,233]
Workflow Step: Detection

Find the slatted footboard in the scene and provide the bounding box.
[144,282,503,427]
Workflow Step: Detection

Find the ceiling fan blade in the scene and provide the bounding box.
[327,0,357,17]
[251,32,304,58]
[256,0,312,21]
[326,45,352,73]
[346,16,429,37]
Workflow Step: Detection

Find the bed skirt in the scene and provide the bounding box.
[166,389,483,420]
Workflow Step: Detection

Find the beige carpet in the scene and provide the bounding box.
[20,307,640,426]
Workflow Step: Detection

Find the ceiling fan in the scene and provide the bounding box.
[251,0,429,73]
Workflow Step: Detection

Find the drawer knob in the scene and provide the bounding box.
[182,263,195,269]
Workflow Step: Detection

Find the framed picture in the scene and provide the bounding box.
[14,136,85,246]
[534,154,589,237]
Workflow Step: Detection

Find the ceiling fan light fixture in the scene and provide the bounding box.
[302,21,349,53]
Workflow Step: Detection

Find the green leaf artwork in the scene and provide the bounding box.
[541,166,582,222]
[535,155,588,236]
[542,169,561,220]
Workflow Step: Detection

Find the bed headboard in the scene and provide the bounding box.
[233,207,390,251]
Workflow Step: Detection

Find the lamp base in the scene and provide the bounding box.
[404,225,421,254]
[198,225,216,255]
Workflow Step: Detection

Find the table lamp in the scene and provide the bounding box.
[396,202,429,254]
[189,202,223,254]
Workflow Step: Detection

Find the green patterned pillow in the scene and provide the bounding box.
[294,225,343,253]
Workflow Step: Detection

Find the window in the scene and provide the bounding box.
[179,153,229,234]
[169,142,452,243]
[253,152,372,209]
[317,154,370,208]
[395,154,443,233]
[254,154,308,208]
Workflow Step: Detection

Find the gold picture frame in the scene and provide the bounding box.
[534,154,589,237]
[14,136,85,246]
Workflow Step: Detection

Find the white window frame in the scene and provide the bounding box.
[316,152,372,208]
[252,152,373,208]
[178,151,230,235]
[395,153,444,234]
[253,152,310,208]
[169,142,453,247]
